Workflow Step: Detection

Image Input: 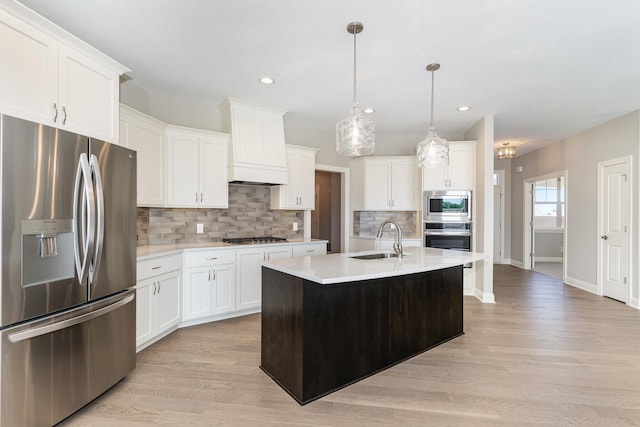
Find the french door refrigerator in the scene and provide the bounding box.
[0,114,137,426]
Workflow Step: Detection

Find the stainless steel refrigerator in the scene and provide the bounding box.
[0,114,137,426]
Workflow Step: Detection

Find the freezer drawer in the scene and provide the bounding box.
[0,290,136,427]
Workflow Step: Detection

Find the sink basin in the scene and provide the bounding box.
[350,252,398,260]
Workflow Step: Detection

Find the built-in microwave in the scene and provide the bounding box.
[423,190,471,222]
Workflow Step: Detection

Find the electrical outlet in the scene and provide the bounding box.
[196,223,204,234]
[292,222,298,231]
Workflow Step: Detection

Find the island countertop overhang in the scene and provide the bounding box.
[261,247,484,285]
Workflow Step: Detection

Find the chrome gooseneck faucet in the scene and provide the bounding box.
[376,220,404,258]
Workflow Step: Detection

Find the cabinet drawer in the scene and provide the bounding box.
[292,243,327,258]
[184,249,236,267]
[137,254,183,281]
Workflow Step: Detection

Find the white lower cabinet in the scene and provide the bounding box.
[292,243,327,257]
[183,249,236,322]
[235,245,292,311]
[136,254,182,351]
[136,242,327,347]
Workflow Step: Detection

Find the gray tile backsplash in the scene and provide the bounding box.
[137,184,304,245]
[353,211,417,237]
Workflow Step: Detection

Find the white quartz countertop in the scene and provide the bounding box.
[136,239,328,260]
[262,247,484,285]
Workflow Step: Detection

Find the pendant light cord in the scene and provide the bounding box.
[352,29,357,105]
[429,69,435,128]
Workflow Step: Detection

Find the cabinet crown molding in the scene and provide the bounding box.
[1,1,129,75]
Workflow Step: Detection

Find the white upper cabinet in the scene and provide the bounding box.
[166,126,229,208]
[351,156,419,211]
[422,141,476,191]
[271,145,318,210]
[119,105,166,206]
[219,98,288,184]
[0,5,127,142]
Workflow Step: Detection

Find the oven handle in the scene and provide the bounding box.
[424,231,472,236]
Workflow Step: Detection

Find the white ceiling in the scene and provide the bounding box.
[18,0,640,157]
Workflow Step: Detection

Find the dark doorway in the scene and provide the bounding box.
[312,171,342,253]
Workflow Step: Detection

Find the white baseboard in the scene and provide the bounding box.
[565,275,598,294]
[629,296,639,309]
[510,259,524,269]
[535,257,563,263]
[474,288,495,303]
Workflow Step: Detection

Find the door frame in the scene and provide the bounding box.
[597,155,633,301]
[523,170,568,279]
[313,163,350,253]
[493,170,505,264]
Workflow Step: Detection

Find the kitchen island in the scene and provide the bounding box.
[260,247,484,404]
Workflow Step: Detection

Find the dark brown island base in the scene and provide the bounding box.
[260,263,464,405]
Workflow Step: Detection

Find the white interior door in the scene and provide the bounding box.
[530,183,536,270]
[599,159,630,303]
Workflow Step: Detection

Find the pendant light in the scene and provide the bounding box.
[416,63,449,168]
[497,142,516,158]
[336,22,375,156]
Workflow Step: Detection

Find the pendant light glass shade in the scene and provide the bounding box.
[417,63,448,168]
[336,103,375,156]
[336,22,375,156]
[417,127,449,167]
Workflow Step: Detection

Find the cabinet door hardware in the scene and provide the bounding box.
[206,257,218,260]
[62,106,67,125]
[53,103,58,122]
[151,265,162,270]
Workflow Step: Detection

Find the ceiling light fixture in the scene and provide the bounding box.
[336,21,375,157]
[363,107,375,114]
[259,76,275,85]
[457,105,471,112]
[497,142,516,159]
[416,63,448,168]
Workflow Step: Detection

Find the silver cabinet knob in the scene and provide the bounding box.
[601,235,608,240]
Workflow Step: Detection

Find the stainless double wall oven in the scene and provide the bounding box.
[423,190,472,265]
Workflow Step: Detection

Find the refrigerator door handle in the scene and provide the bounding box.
[7,293,134,343]
[73,153,96,286]
[89,154,105,291]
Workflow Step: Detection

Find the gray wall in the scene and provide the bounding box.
[510,111,639,301]
[534,230,563,259]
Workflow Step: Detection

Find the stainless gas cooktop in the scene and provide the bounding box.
[223,236,288,245]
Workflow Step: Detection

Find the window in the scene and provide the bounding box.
[533,176,565,228]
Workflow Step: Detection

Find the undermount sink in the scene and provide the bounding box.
[350,252,398,260]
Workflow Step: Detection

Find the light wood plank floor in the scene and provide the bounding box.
[59,266,640,426]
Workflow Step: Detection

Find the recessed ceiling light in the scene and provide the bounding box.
[363,107,375,114]
[259,76,275,85]
[457,106,471,112]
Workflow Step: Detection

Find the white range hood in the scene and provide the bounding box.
[219,98,288,185]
